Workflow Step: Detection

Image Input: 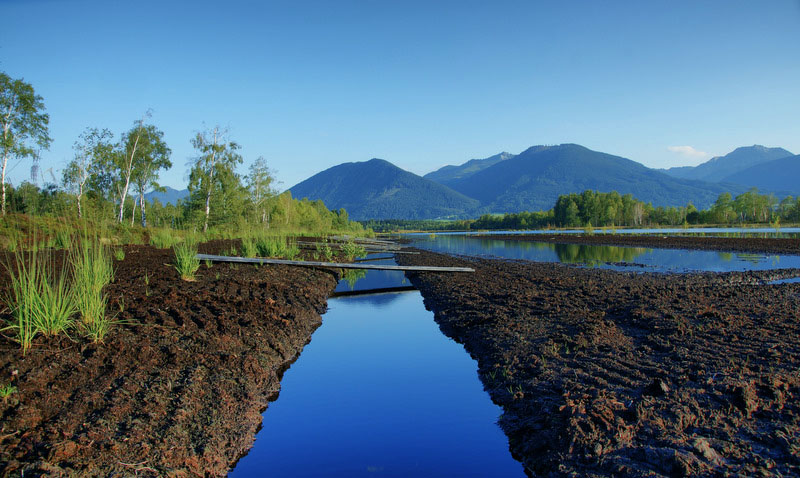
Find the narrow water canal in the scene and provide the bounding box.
[230,262,523,477]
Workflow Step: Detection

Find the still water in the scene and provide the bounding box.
[230,264,523,477]
[409,233,800,273]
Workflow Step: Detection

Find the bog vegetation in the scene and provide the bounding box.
[0,71,369,353]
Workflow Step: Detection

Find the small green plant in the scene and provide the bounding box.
[113,248,125,261]
[340,240,366,261]
[241,237,258,258]
[173,242,200,281]
[316,239,333,262]
[583,222,594,236]
[0,383,17,403]
[143,271,149,286]
[205,259,212,268]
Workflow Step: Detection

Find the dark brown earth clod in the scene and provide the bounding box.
[0,240,338,477]
[398,246,800,477]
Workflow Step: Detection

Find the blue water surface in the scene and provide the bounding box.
[230,281,523,477]
[408,233,800,273]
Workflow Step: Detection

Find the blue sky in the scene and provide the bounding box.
[2,0,798,191]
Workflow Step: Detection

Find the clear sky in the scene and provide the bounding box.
[2,0,798,191]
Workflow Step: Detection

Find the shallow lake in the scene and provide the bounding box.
[230,263,523,477]
[408,233,800,273]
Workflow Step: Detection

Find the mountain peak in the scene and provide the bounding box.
[663,145,793,182]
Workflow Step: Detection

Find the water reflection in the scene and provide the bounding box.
[553,243,649,264]
[230,284,523,477]
[410,234,800,273]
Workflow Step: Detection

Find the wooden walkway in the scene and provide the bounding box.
[196,254,474,273]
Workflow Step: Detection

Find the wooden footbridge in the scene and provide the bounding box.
[196,236,474,273]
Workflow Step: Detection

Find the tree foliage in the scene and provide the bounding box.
[0,72,51,215]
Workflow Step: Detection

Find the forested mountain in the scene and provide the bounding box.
[662,145,793,182]
[424,151,516,187]
[144,186,189,206]
[442,144,735,212]
[288,158,479,220]
[720,154,800,194]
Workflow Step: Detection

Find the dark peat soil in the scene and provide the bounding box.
[0,240,338,477]
[399,249,800,477]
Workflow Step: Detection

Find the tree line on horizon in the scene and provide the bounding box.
[365,189,800,232]
[1,71,363,235]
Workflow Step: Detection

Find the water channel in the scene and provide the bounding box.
[230,259,524,477]
[231,231,800,476]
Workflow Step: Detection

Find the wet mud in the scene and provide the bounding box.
[0,240,338,477]
[399,249,800,477]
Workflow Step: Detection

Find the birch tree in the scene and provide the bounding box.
[0,72,51,215]
[128,125,171,227]
[116,111,152,223]
[246,156,277,227]
[188,126,242,232]
[63,127,113,218]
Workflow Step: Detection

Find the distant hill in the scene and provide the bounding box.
[289,158,479,220]
[720,154,800,194]
[424,151,516,187]
[444,144,737,212]
[144,186,189,206]
[662,145,793,182]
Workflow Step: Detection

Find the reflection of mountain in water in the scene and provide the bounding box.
[553,243,649,264]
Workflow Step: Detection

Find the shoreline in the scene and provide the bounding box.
[0,240,338,477]
[399,249,800,476]
[474,233,800,255]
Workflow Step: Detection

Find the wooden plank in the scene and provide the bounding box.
[196,254,474,273]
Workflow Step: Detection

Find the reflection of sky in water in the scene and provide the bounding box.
[333,257,409,293]
[230,292,523,478]
[405,227,800,238]
[410,234,800,273]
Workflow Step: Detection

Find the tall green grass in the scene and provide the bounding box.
[70,236,115,342]
[149,228,179,249]
[173,241,200,280]
[2,249,76,353]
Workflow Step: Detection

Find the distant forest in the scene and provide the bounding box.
[363,188,800,232]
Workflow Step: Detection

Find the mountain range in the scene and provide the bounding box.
[661,145,793,182]
[289,143,797,220]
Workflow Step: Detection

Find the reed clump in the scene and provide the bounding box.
[3,249,76,353]
[70,235,115,342]
[173,240,200,281]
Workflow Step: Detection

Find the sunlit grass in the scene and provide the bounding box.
[173,241,200,281]
[2,249,76,353]
[70,235,114,342]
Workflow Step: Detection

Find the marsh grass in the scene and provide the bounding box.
[173,241,200,281]
[2,249,76,353]
[149,228,178,249]
[70,235,115,342]
[241,237,258,258]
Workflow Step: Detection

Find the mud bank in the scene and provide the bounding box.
[0,240,337,477]
[479,233,800,255]
[399,250,800,477]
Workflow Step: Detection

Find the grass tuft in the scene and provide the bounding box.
[71,235,114,342]
[173,241,200,281]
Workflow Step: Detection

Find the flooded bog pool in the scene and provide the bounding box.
[230,264,523,477]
